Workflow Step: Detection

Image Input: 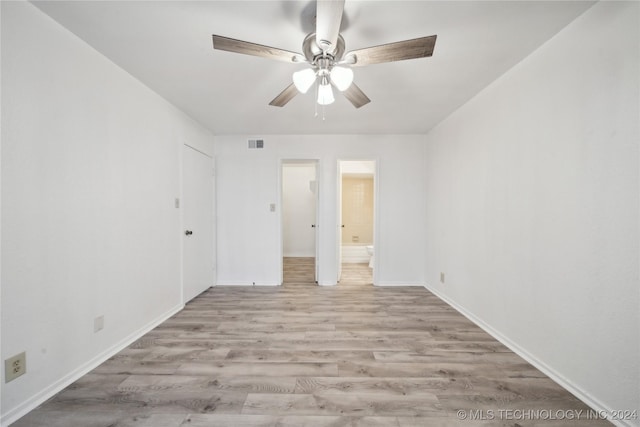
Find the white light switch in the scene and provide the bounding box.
[270,203,276,212]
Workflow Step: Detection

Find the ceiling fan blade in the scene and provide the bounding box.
[212,35,304,63]
[342,82,371,109]
[269,83,299,107]
[315,0,345,53]
[347,35,437,67]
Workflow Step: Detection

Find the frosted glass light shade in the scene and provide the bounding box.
[292,68,316,94]
[317,83,335,105]
[330,66,353,91]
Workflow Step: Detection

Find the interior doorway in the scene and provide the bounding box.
[281,160,319,285]
[337,160,376,286]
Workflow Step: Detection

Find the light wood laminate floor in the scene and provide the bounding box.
[14,258,610,426]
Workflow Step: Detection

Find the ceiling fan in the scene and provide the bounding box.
[211,0,436,109]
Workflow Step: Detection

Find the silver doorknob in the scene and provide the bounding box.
[185,230,193,236]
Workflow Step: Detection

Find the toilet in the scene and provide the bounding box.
[366,245,374,269]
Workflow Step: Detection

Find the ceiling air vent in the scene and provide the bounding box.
[248,139,264,149]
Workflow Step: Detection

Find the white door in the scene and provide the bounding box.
[313,164,320,283]
[337,162,343,283]
[182,144,214,303]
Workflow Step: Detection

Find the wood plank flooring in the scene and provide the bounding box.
[14,258,610,426]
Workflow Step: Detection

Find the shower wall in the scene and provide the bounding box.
[341,176,374,246]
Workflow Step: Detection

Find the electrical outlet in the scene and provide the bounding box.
[94,315,104,333]
[5,352,26,383]
[440,272,445,284]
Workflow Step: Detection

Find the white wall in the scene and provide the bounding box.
[0,2,214,424]
[423,2,639,424]
[215,135,425,286]
[341,160,375,175]
[282,164,317,257]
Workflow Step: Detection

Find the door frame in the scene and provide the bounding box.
[278,159,321,285]
[336,159,379,285]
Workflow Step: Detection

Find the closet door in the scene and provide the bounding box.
[182,144,214,302]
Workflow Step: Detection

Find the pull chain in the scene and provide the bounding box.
[314,78,318,118]
[313,72,327,120]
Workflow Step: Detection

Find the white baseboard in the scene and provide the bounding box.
[215,281,280,286]
[283,252,315,258]
[375,282,424,287]
[423,283,636,427]
[1,303,184,427]
[318,281,337,286]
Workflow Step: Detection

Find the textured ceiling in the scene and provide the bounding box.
[32,1,595,135]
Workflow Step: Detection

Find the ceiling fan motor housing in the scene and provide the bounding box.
[302,33,346,67]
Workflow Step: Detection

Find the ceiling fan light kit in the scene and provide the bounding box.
[293,68,316,94]
[330,66,354,91]
[211,0,436,114]
[317,77,335,106]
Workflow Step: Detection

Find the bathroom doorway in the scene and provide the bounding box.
[281,160,319,285]
[337,160,376,286]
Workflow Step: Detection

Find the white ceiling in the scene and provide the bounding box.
[32,1,595,135]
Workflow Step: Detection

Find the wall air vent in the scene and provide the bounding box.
[248,139,264,149]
